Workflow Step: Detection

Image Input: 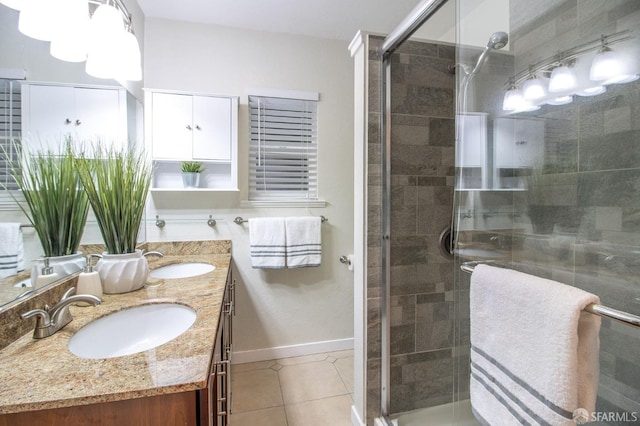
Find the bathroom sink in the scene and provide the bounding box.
[149,262,216,279]
[454,248,505,259]
[68,303,196,359]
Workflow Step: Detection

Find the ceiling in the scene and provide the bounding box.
[135,0,423,41]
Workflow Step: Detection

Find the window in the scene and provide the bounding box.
[248,92,318,201]
[0,79,21,192]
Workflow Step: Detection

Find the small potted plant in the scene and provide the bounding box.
[180,161,205,188]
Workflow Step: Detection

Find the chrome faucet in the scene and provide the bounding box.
[21,287,102,339]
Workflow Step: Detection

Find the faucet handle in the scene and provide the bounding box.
[20,309,51,328]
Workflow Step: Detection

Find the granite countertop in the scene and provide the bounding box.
[0,243,231,415]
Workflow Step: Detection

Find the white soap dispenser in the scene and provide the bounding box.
[34,258,59,289]
[76,255,103,306]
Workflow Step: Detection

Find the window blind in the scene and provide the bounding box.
[0,79,21,191]
[249,95,318,200]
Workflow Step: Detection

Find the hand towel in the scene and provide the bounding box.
[0,223,24,278]
[470,264,601,426]
[249,217,286,269]
[285,217,322,268]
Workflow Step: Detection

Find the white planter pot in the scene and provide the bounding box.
[96,250,149,294]
[32,252,86,283]
[182,172,201,188]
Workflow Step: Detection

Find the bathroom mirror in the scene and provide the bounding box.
[0,5,144,311]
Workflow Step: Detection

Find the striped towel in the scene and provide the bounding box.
[0,223,24,278]
[285,217,321,268]
[249,217,286,269]
[470,265,601,426]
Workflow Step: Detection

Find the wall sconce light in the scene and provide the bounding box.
[502,81,524,111]
[546,95,573,106]
[8,0,142,81]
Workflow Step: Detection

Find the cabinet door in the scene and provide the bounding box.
[23,85,75,152]
[192,96,232,161]
[73,87,124,152]
[151,92,193,160]
[494,118,545,168]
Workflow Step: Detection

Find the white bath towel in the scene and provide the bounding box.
[0,223,24,278]
[285,217,322,268]
[249,217,286,269]
[470,264,601,426]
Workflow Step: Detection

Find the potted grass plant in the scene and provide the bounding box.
[180,161,204,188]
[3,139,89,278]
[76,144,153,293]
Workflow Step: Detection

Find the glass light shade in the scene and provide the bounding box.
[86,4,125,79]
[576,85,606,97]
[589,48,622,82]
[116,31,142,81]
[503,87,524,111]
[522,77,546,101]
[0,0,22,11]
[546,95,573,106]
[50,0,90,62]
[548,65,577,93]
[19,0,64,41]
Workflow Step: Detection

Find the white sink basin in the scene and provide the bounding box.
[149,262,215,279]
[68,303,196,359]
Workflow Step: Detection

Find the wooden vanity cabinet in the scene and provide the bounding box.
[0,266,235,426]
[198,267,234,426]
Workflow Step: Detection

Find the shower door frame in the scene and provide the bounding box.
[378,0,451,421]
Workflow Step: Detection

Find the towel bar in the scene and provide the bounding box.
[461,261,640,329]
[233,215,328,225]
[19,224,33,229]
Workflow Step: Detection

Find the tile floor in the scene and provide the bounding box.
[229,350,354,426]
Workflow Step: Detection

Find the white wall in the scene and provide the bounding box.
[143,18,355,358]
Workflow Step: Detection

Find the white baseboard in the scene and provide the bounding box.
[232,337,354,364]
[351,405,366,426]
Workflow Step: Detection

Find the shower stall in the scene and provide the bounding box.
[351,0,640,425]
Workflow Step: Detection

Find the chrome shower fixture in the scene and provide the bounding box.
[470,31,509,75]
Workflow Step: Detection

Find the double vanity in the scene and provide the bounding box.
[0,240,233,426]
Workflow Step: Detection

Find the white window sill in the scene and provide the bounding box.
[240,199,327,208]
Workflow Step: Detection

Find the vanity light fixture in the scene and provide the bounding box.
[0,0,21,11]
[502,30,636,113]
[12,0,142,81]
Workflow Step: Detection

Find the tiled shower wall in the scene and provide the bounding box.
[365,36,458,423]
[461,0,640,423]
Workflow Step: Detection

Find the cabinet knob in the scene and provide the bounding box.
[186,125,192,130]
[65,118,72,125]
[75,119,82,126]
[195,125,201,130]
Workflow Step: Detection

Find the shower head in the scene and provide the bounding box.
[470,31,509,75]
[487,31,509,50]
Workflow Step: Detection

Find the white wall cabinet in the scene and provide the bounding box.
[21,83,127,153]
[455,113,488,190]
[493,117,545,189]
[145,89,239,191]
